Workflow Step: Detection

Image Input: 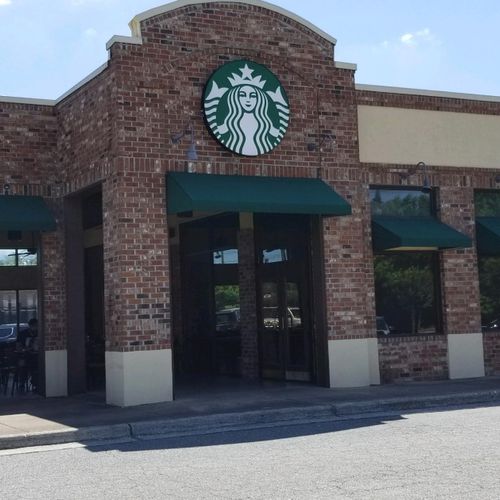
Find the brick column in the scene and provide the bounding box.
[238,214,259,379]
[41,197,68,397]
[102,160,173,406]
[439,186,484,378]
[323,178,380,387]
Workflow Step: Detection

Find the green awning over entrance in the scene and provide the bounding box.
[476,217,500,255]
[167,172,351,216]
[0,195,57,231]
[372,216,472,251]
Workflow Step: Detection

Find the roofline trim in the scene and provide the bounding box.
[128,0,337,45]
[356,83,500,103]
[106,35,143,51]
[0,96,56,106]
[334,61,357,71]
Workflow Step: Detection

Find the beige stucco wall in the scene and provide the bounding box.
[106,349,173,406]
[358,105,500,168]
[448,333,485,379]
[329,338,380,388]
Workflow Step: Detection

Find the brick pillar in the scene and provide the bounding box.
[238,213,259,379]
[439,186,484,378]
[41,197,68,397]
[102,160,173,406]
[323,179,380,387]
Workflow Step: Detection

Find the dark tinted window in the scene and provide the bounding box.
[374,253,439,335]
[475,190,500,217]
[478,256,500,330]
[370,188,431,216]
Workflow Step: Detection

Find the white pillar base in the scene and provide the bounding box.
[329,338,380,388]
[45,350,68,397]
[105,349,173,407]
[448,333,485,379]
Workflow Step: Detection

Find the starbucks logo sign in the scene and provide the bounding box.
[203,60,290,156]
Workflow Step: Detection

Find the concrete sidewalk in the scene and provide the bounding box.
[1,376,499,450]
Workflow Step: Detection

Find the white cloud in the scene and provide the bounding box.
[400,28,440,47]
[84,27,98,38]
[0,0,12,6]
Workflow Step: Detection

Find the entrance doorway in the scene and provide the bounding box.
[255,214,313,381]
[175,212,319,385]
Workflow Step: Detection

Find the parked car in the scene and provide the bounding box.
[0,323,28,345]
[215,308,240,333]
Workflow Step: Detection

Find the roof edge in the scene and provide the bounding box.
[0,96,56,106]
[128,0,336,45]
[356,83,500,103]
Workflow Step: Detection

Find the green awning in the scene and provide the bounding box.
[0,195,57,231]
[476,217,500,255]
[372,216,472,251]
[167,172,351,216]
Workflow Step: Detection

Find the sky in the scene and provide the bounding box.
[1,0,499,100]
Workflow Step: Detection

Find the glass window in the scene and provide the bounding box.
[17,249,38,266]
[213,249,238,264]
[0,249,37,266]
[478,256,500,331]
[475,190,500,217]
[370,188,432,216]
[374,253,439,335]
[262,248,288,263]
[0,249,16,266]
[0,290,37,342]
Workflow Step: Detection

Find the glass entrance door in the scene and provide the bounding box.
[256,215,312,381]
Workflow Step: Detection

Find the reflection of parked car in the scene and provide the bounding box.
[263,307,302,329]
[215,308,240,333]
[482,319,499,332]
[376,316,391,336]
[0,323,28,345]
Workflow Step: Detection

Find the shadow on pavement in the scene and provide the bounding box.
[85,414,406,452]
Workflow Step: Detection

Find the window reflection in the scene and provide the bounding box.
[475,190,500,217]
[478,256,500,331]
[374,253,438,335]
[0,249,37,266]
[370,188,431,216]
[262,248,288,263]
[213,248,238,264]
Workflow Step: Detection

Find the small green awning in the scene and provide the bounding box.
[0,195,57,231]
[372,216,472,251]
[476,217,500,255]
[167,172,351,216]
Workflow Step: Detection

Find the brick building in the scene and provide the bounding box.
[1,0,499,406]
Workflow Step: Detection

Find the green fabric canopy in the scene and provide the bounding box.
[476,217,500,255]
[167,172,351,216]
[0,195,56,231]
[372,216,472,251]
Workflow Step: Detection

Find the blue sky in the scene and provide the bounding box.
[1,0,499,99]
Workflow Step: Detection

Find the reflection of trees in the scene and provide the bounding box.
[371,191,430,216]
[375,254,434,334]
[215,285,239,311]
[475,192,500,217]
[478,256,500,323]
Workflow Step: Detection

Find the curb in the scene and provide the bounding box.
[1,389,499,450]
[0,424,131,451]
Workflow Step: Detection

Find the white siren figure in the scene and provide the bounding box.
[204,63,289,156]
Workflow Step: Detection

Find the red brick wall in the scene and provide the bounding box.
[378,335,448,382]
[0,102,57,185]
[483,333,500,375]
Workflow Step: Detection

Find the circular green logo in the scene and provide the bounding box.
[203,60,290,156]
